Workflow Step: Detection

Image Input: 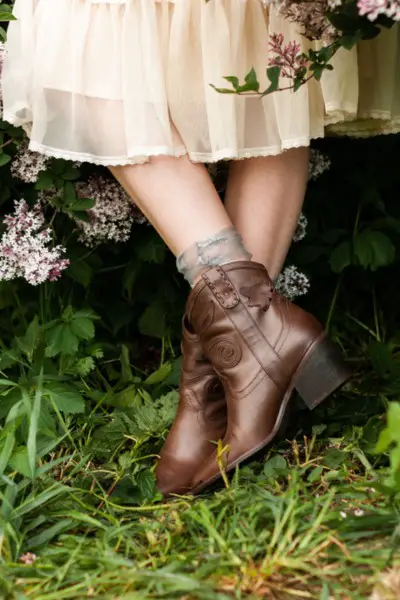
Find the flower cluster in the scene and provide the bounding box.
[0,199,69,285]
[293,213,308,242]
[271,0,339,43]
[357,0,400,20]
[11,141,49,184]
[74,176,146,247]
[268,33,308,79]
[309,149,331,180]
[20,553,38,565]
[275,265,311,299]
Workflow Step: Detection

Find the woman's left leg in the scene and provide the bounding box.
[224,148,309,280]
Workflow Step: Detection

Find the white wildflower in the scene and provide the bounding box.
[0,199,69,285]
[354,508,365,517]
[275,265,310,300]
[293,213,308,242]
[11,141,49,184]
[309,149,331,181]
[75,176,146,247]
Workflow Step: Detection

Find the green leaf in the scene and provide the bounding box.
[263,455,288,478]
[35,171,55,190]
[45,323,79,357]
[27,374,43,478]
[138,302,167,339]
[45,383,85,415]
[70,317,95,341]
[13,484,68,518]
[0,11,16,21]
[387,402,400,439]
[67,260,93,288]
[308,465,324,482]
[16,316,40,362]
[68,197,96,211]
[144,363,172,386]
[323,449,346,469]
[241,67,260,92]
[136,469,156,501]
[0,425,15,477]
[9,447,32,478]
[329,241,352,273]
[0,153,11,166]
[223,76,240,90]
[26,519,74,550]
[353,230,395,271]
[63,181,77,205]
[106,385,141,409]
[61,167,81,181]
[263,66,281,96]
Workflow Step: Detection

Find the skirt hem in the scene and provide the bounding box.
[26,137,318,165]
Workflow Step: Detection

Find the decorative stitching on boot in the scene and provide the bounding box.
[207,338,242,369]
[202,266,240,309]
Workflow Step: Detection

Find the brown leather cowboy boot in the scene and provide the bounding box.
[185,260,351,494]
[155,317,227,496]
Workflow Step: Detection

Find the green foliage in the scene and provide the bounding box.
[0,3,399,593]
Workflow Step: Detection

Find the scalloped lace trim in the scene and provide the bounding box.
[27,138,317,165]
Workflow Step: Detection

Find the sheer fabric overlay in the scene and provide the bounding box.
[2,0,400,166]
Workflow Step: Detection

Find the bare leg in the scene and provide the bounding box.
[111,155,232,256]
[110,155,250,285]
[224,148,309,280]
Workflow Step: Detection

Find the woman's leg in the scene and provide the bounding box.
[224,148,310,280]
[110,154,249,497]
[110,154,250,285]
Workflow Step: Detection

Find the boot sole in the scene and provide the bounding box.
[190,333,351,496]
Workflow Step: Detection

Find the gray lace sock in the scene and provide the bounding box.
[176,227,252,286]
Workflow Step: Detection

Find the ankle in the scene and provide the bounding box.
[177,227,252,287]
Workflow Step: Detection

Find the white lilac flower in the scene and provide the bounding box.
[293,213,308,242]
[358,0,400,21]
[0,199,69,285]
[328,0,343,8]
[11,141,49,184]
[75,176,146,247]
[309,149,331,181]
[275,265,310,300]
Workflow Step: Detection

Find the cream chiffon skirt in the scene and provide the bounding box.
[2,0,400,166]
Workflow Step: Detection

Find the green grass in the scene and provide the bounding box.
[0,416,398,600]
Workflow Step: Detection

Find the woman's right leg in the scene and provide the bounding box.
[110,154,249,279]
[110,154,250,496]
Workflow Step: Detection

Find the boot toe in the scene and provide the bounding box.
[155,459,195,497]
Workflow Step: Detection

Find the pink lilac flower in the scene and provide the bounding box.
[20,553,38,565]
[269,0,339,43]
[0,199,69,285]
[74,176,146,247]
[268,33,308,79]
[11,141,49,184]
[357,0,400,20]
[309,149,331,180]
[275,265,310,299]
